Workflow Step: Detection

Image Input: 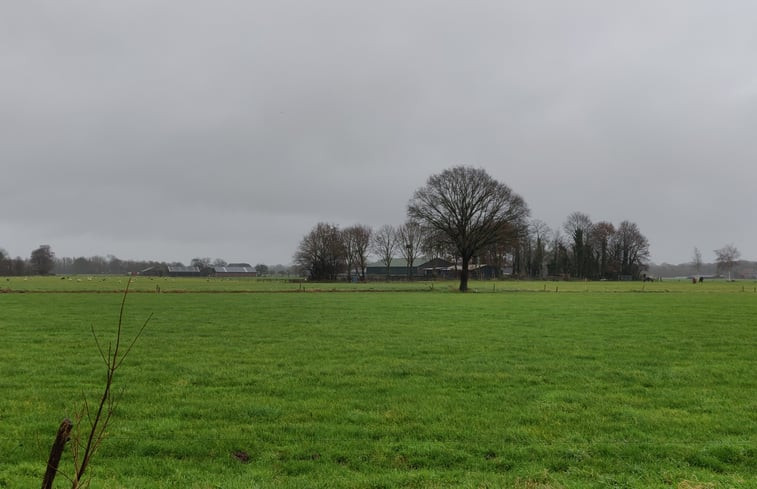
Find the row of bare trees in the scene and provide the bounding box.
[512,212,652,280]
[293,224,373,281]
[294,221,440,282]
[294,166,653,290]
[295,213,652,284]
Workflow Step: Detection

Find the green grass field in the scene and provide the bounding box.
[3,274,757,293]
[1,278,755,488]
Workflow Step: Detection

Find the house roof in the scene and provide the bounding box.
[167,266,200,273]
[213,266,256,273]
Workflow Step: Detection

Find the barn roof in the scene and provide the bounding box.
[213,266,256,273]
[167,266,201,273]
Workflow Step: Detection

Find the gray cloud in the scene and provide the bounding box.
[2,1,756,264]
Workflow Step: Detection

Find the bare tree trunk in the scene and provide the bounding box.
[42,418,73,489]
[460,256,470,292]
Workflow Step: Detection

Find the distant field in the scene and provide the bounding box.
[1,280,755,488]
[3,274,757,293]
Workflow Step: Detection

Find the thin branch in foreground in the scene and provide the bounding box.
[67,276,151,489]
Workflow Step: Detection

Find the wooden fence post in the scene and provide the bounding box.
[41,418,73,489]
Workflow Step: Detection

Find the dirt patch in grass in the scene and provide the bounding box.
[677,481,715,489]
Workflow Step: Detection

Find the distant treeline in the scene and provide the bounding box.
[0,245,292,276]
[0,252,176,276]
[648,260,757,279]
[54,256,175,275]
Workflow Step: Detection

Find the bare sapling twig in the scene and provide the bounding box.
[44,276,152,489]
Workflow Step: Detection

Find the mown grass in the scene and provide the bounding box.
[0,285,755,488]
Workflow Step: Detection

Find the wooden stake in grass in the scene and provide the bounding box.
[65,277,151,489]
[41,418,73,489]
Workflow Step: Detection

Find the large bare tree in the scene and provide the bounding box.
[294,223,345,281]
[691,247,703,276]
[589,221,616,279]
[408,166,529,291]
[714,243,740,280]
[371,225,398,281]
[30,244,55,275]
[396,221,425,280]
[342,224,372,281]
[563,211,593,279]
[610,220,650,279]
[528,219,552,279]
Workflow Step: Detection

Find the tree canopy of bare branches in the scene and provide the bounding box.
[371,225,398,280]
[714,243,740,280]
[691,247,703,275]
[342,225,372,281]
[544,215,650,280]
[396,221,425,280]
[30,244,55,275]
[611,220,650,279]
[408,166,529,291]
[563,212,593,278]
[293,222,345,281]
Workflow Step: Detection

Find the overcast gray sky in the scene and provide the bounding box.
[2,1,756,266]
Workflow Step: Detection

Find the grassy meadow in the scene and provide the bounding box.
[1,277,755,488]
[3,274,757,293]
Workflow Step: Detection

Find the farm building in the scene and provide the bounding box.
[366,258,454,280]
[212,266,257,277]
[167,266,202,277]
[430,263,500,280]
[138,266,165,277]
[366,258,504,280]
[418,258,457,278]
